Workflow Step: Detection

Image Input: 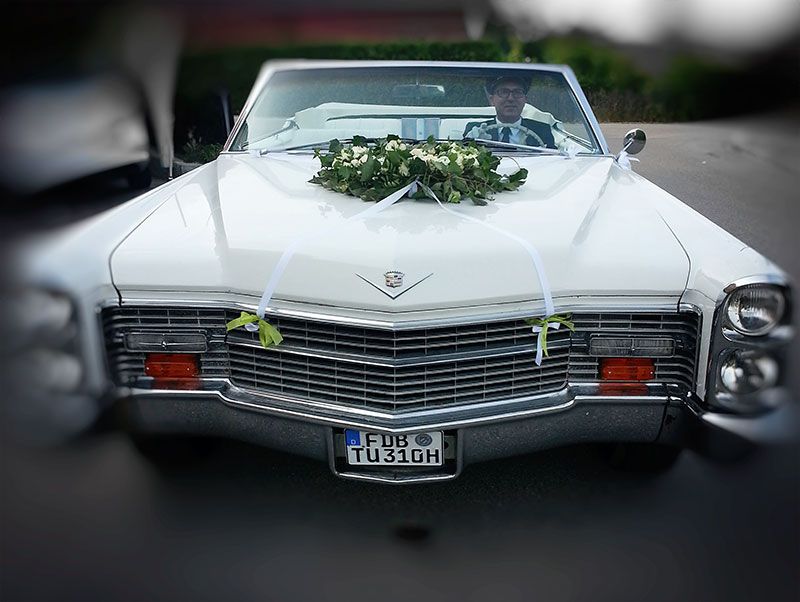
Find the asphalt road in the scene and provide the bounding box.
[2,118,799,602]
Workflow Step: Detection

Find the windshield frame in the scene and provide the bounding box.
[222,60,610,156]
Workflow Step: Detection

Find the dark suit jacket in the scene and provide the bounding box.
[463,117,556,149]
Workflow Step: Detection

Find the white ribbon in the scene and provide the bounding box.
[249,174,557,365]
[530,322,561,366]
[247,180,419,331]
[410,180,557,364]
[415,181,555,318]
[617,150,640,171]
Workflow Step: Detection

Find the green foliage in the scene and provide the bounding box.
[525,314,575,357]
[584,88,666,122]
[522,37,647,93]
[649,56,739,121]
[179,129,222,164]
[310,135,528,206]
[526,41,657,122]
[225,311,283,349]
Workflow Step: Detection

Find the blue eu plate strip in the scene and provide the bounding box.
[345,429,361,446]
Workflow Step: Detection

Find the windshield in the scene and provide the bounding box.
[229,66,602,154]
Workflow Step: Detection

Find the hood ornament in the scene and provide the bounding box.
[356,271,434,300]
[384,271,404,288]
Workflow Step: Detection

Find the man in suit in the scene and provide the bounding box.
[463,76,556,148]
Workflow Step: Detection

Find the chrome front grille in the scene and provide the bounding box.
[226,313,555,361]
[227,342,570,411]
[102,306,700,412]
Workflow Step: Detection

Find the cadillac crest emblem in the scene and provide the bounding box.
[384,271,404,288]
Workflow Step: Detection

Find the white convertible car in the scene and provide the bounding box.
[17,61,793,482]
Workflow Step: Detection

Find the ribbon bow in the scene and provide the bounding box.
[226,311,284,349]
[524,314,575,366]
[617,150,640,171]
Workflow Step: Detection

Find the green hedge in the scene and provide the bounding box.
[173,38,789,149]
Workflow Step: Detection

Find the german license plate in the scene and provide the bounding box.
[344,430,443,466]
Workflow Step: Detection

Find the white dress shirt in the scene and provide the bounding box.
[496,118,526,145]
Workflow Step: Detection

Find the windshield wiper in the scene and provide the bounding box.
[468,138,568,156]
[240,120,298,151]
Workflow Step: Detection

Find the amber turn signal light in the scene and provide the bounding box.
[144,353,200,379]
[600,357,655,381]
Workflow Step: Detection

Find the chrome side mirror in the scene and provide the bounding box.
[622,128,646,155]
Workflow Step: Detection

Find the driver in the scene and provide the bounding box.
[463,76,556,148]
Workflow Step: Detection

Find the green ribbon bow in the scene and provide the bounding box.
[226,311,284,349]
[524,314,575,360]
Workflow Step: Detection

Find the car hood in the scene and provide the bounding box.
[110,153,690,312]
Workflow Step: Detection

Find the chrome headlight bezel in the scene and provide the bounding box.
[705,278,793,414]
[723,284,787,337]
[718,349,779,395]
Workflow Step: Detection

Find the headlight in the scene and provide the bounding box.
[16,349,84,393]
[6,289,75,345]
[719,350,779,395]
[725,285,786,336]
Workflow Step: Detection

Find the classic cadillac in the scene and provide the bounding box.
[17,61,794,483]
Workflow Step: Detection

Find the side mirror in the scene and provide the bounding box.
[622,128,646,155]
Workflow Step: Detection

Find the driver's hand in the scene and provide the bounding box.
[464,125,481,140]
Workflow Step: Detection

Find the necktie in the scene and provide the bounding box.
[501,127,511,143]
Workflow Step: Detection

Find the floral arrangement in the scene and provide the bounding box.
[310,135,528,205]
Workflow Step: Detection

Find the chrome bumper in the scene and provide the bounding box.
[114,380,795,483]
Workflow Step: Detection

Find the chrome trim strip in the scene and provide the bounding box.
[561,65,609,154]
[331,471,459,484]
[678,301,705,392]
[105,296,684,330]
[227,337,570,367]
[718,273,792,304]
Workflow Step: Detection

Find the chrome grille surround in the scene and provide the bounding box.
[102,306,700,413]
[568,312,701,390]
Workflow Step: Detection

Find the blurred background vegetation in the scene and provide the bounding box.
[175,36,798,150]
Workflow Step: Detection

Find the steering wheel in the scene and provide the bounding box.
[474,122,546,147]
